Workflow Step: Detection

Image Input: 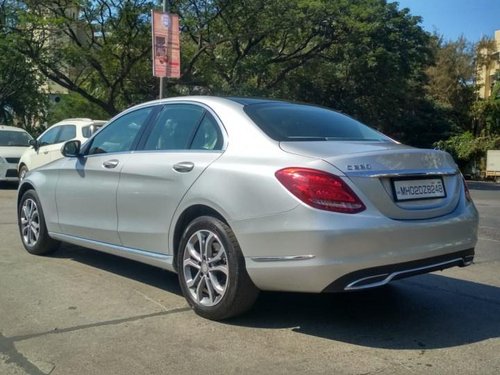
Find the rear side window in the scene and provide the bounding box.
[82,124,104,138]
[143,104,205,151]
[191,113,223,150]
[244,103,390,142]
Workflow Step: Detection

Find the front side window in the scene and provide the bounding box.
[143,104,205,151]
[0,130,32,147]
[87,107,153,155]
[56,125,77,143]
[38,127,60,146]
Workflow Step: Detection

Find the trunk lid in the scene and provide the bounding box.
[280,141,461,220]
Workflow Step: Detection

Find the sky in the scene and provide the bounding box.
[395,0,499,42]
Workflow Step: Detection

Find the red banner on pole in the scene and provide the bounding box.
[152,10,180,78]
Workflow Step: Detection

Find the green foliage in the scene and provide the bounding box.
[0,0,48,128]
[10,0,158,116]
[472,79,500,136]
[426,35,476,133]
[436,132,500,168]
[45,92,110,125]
[2,0,497,157]
[173,0,443,146]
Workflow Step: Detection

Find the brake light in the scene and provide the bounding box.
[462,176,472,202]
[275,168,366,214]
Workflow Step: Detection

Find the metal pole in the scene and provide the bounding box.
[159,0,167,99]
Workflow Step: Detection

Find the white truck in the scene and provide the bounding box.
[486,150,500,183]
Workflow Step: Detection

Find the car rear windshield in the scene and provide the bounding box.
[243,102,390,142]
[0,130,32,146]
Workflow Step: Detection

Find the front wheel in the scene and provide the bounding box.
[178,216,259,320]
[18,189,60,255]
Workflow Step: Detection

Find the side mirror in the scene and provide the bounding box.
[29,139,39,150]
[61,140,81,157]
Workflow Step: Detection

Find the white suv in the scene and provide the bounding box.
[0,125,33,183]
[18,118,106,179]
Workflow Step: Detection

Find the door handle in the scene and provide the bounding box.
[103,159,119,169]
[173,162,194,173]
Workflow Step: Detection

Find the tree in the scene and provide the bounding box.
[425,35,476,134]
[45,92,110,125]
[0,0,48,129]
[5,0,448,148]
[174,0,440,146]
[9,0,158,116]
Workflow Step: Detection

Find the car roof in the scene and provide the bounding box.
[224,97,287,105]
[50,118,107,127]
[0,125,30,133]
[126,95,289,109]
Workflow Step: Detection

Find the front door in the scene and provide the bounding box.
[55,106,157,244]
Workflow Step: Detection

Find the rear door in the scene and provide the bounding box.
[116,103,225,253]
[55,106,158,244]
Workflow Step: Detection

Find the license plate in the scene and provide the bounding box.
[392,178,446,202]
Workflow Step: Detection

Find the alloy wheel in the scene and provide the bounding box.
[20,198,40,247]
[182,229,229,307]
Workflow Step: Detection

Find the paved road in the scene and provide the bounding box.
[0,181,499,375]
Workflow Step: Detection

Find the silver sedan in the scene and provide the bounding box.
[17,97,478,320]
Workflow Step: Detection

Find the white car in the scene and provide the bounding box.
[0,125,33,183]
[18,118,106,179]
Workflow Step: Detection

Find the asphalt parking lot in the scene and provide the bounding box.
[0,181,499,375]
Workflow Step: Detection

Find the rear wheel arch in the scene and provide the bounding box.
[172,204,229,272]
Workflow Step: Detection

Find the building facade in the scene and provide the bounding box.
[477,30,500,99]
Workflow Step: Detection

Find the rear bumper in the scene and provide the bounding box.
[322,248,474,292]
[235,199,478,293]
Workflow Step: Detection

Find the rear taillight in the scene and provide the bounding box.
[275,168,366,214]
[462,176,472,202]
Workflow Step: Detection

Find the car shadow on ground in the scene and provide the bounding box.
[52,243,182,296]
[52,244,500,351]
[467,181,500,191]
[229,274,500,350]
[0,181,18,190]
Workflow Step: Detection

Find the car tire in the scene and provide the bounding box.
[19,165,28,180]
[178,216,259,320]
[18,189,60,255]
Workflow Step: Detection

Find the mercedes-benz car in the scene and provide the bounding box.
[17,97,478,320]
[0,125,33,183]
